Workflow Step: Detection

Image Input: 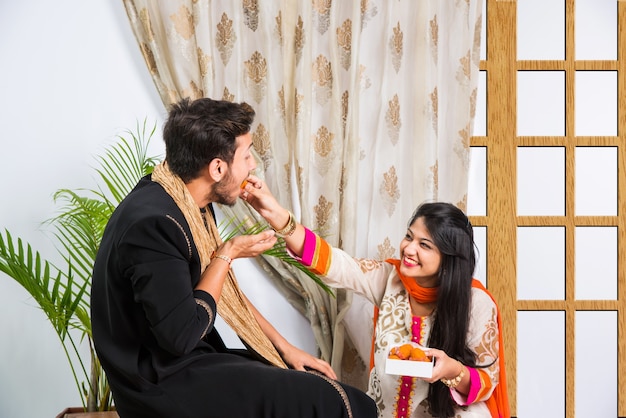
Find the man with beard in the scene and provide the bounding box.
[91,97,377,418]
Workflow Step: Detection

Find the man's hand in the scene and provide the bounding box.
[220,230,277,260]
[280,344,338,380]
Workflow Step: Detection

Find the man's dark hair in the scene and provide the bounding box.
[163,97,255,183]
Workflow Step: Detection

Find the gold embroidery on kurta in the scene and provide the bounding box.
[380,166,400,217]
[475,307,499,367]
[337,19,352,70]
[170,5,194,40]
[376,291,410,350]
[243,0,259,32]
[245,51,268,103]
[217,13,236,66]
[385,94,401,146]
[389,22,403,73]
[313,55,333,105]
[357,258,383,273]
[368,373,384,413]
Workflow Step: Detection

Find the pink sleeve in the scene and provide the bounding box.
[300,227,317,266]
[287,227,331,275]
[450,366,481,406]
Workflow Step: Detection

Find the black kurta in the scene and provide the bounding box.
[91,176,376,418]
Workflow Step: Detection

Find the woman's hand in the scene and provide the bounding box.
[240,175,289,229]
[240,174,306,257]
[422,348,464,384]
[280,344,338,380]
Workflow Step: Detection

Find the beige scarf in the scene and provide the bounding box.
[152,161,286,368]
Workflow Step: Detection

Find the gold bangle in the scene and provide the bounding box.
[440,362,465,388]
[210,251,232,266]
[273,210,296,238]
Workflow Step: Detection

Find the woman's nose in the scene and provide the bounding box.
[403,242,416,254]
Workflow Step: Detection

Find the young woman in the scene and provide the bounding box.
[243,181,510,418]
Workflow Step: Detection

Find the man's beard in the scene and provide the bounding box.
[209,173,237,206]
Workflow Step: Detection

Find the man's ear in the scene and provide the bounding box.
[207,158,223,182]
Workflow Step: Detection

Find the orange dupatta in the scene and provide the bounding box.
[370,260,510,418]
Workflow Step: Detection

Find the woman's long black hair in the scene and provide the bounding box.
[408,202,482,417]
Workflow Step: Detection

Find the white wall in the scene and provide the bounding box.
[0,1,314,417]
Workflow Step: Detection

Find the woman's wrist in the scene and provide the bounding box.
[273,210,296,237]
[441,361,466,388]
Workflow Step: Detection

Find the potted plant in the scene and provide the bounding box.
[0,121,160,417]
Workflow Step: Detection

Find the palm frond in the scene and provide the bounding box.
[50,191,109,281]
[218,218,335,298]
[96,119,160,205]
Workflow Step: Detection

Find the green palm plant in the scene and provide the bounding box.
[0,121,160,412]
[220,219,334,297]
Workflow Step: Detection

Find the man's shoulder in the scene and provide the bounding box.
[110,176,182,227]
[122,176,174,208]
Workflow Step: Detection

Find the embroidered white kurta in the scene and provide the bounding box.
[322,248,500,418]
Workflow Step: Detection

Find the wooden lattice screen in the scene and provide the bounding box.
[471,1,626,416]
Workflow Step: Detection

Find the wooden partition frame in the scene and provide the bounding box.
[471,1,626,416]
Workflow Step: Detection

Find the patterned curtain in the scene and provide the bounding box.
[122,0,483,388]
